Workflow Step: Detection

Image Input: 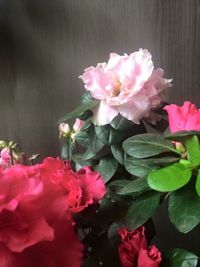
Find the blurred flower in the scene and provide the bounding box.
[59,123,71,138]
[164,101,200,133]
[80,49,171,125]
[0,162,83,267]
[0,148,12,168]
[73,119,84,133]
[118,226,161,267]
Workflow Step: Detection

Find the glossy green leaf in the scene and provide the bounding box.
[95,125,125,145]
[118,177,150,195]
[148,162,192,192]
[111,144,125,165]
[89,128,105,153]
[169,184,200,233]
[61,139,73,160]
[123,133,180,158]
[96,156,118,183]
[95,125,110,145]
[83,147,96,160]
[58,99,99,123]
[81,92,93,103]
[110,115,133,130]
[74,131,90,147]
[126,191,161,229]
[124,157,179,178]
[161,248,198,267]
[165,130,200,142]
[185,135,200,166]
[72,154,94,167]
[109,180,130,193]
[195,170,200,197]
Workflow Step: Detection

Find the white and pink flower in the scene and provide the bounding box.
[80,49,172,125]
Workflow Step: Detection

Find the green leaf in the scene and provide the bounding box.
[124,157,179,178]
[110,115,134,130]
[74,131,90,147]
[111,144,125,165]
[126,191,161,229]
[61,139,73,160]
[96,156,118,183]
[117,177,150,195]
[148,162,192,192]
[161,248,198,267]
[72,154,94,167]
[89,127,105,153]
[58,99,99,123]
[169,183,200,233]
[95,125,110,145]
[81,92,93,103]
[83,147,96,160]
[185,135,200,166]
[95,125,125,145]
[165,130,200,142]
[123,133,180,158]
[195,170,200,197]
[109,180,130,193]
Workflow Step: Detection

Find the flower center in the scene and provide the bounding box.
[112,81,121,97]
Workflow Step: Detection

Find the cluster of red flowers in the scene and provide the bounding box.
[118,226,161,267]
[0,157,106,267]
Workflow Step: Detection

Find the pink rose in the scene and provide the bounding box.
[73,119,84,132]
[80,49,171,125]
[118,227,161,267]
[0,163,83,267]
[164,101,200,133]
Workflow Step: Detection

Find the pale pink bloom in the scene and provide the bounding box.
[80,49,172,125]
[164,101,200,133]
[73,119,84,133]
[0,148,12,168]
[59,123,71,137]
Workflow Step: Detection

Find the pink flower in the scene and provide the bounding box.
[0,163,83,267]
[164,101,200,133]
[80,49,172,125]
[118,227,161,267]
[0,148,12,168]
[40,157,106,213]
[73,119,84,132]
[59,123,71,137]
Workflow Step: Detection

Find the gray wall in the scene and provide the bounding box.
[1,0,200,254]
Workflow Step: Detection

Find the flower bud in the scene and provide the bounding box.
[59,123,71,138]
[73,119,84,133]
[175,142,185,153]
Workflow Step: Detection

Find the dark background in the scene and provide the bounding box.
[0,0,200,256]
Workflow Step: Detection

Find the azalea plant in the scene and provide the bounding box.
[1,49,200,267]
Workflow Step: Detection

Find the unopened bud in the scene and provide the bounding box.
[175,142,185,154]
[59,123,71,138]
[73,119,84,133]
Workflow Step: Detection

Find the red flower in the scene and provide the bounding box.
[138,246,162,267]
[64,166,106,212]
[164,101,200,133]
[0,163,83,267]
[118,227,161,267]
[40,158,106,213]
